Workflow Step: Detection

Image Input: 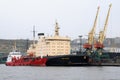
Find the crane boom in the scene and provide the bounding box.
[98,4,112,44]
[83,6,100,49]
[88,6,100,44]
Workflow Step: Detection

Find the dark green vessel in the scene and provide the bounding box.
[0,53,7,64]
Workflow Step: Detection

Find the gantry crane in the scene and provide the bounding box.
[83,6,100,55]
[94,4,112,51]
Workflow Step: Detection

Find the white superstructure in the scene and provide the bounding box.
[6,51,22,62]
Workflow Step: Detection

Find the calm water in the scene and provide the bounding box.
[0,64,120,80]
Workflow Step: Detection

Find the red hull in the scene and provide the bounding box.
[6,57,48,66]
[30,57,47,66]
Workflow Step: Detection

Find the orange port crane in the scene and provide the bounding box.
[83,6,100,50]
[94,4,112,49]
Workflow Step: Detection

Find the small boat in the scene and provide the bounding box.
[6,41,35,66]
[5,40,48,66]
[5,50,47,66]
[0,53,7,64]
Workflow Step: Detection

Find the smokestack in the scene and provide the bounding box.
[38,33,44,39]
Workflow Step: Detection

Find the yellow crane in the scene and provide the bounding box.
[94,4,112,49]
[83,6,100,50]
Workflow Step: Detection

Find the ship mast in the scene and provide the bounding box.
[32,25,36,48]
[13,40,17,52]
[54,21,60,36]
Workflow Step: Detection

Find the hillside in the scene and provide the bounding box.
[0,39,32,53]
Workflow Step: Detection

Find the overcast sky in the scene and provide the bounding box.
[0,0,119,40]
